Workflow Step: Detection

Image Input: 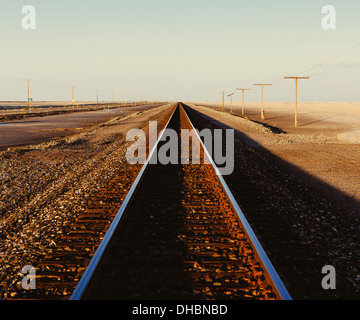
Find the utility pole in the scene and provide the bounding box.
[221,91,225,111]
[227,93,234,113]
[97,89,99,106]
[27,79,30,112]
[72,85,75,108]
[112,90,114,104]
[284,76,309,127]
[253,83,272,120]
[236,88,250,116]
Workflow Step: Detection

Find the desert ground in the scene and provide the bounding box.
[0,103,163,150]
[0,103,173,298]
[190,102,360,206]
[0,101,359,299]
[194,102,360,141]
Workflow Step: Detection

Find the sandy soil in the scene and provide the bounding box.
[194,102,360,143]
[0,104,163,150]
[189,103,360,208]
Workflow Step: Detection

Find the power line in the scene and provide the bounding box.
[297,41,360,76]
[309,60,360,78]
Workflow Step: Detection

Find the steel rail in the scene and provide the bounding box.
[180,103,292,300]
[70,103,178,300]
[71,102,292,300]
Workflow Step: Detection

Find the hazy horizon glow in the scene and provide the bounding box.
[0,0,359,102]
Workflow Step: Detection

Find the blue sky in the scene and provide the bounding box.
[0,0,359,102]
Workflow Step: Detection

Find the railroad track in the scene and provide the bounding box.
[69,103,291,300]
[10,104,176,300]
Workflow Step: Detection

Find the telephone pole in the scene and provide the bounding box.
[236,88,250,116]
[72,85,75,108]
[227,93,234,113]
[97,89,99,106]
[221,91,225,111]
[253,83,272,120]
[27,79,30,112]
[284,76,309,127]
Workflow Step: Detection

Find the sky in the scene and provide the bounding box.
[0,0,359,102]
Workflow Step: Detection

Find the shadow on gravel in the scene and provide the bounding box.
[183,104,360,300]
[298,116,336,127]
[201,106,287,134]
[249,119,287,134]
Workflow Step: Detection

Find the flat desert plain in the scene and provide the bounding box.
[194,102,360,142]
[190,102,360,211]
